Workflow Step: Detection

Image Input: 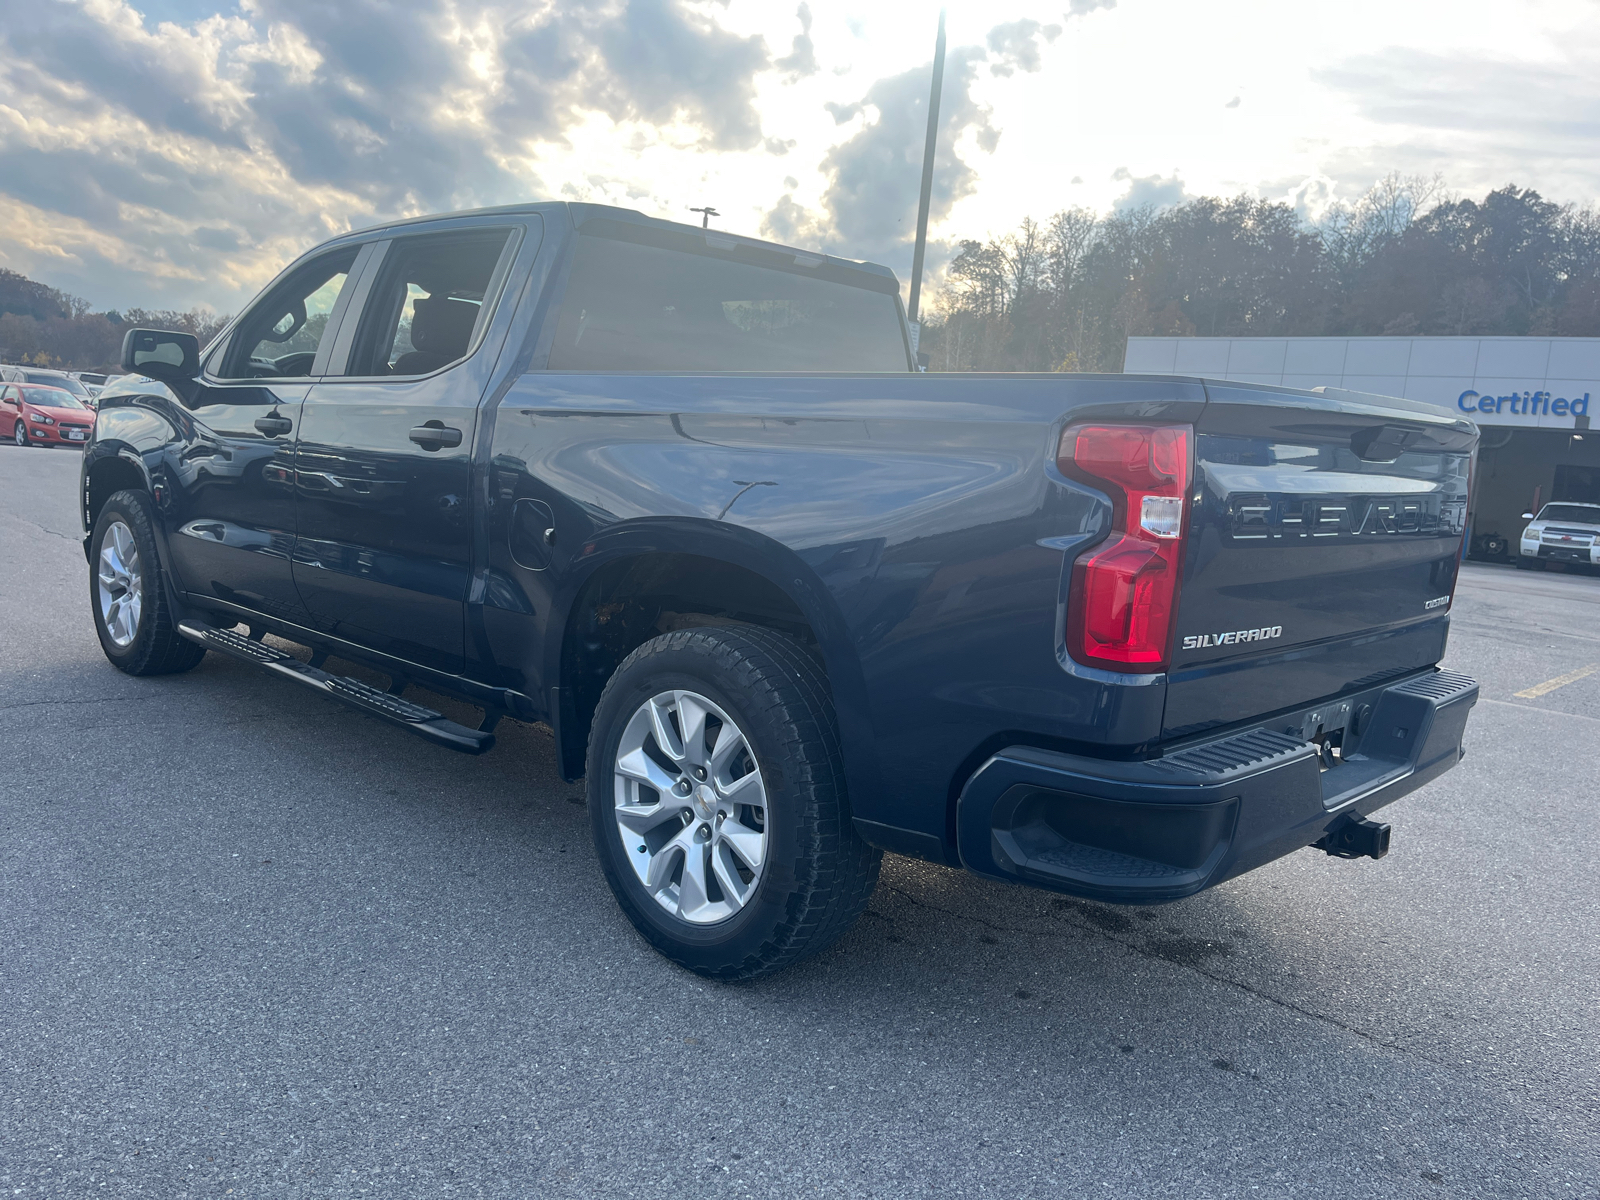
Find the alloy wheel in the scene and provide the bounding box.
[96,519,143,647]
[611,689,769,925]
[12,421,24,447]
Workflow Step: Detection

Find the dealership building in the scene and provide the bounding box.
[1123,335,1600,559]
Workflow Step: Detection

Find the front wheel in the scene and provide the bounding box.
[1516,555,1544,571]
[587,626,881,980]
[89,489,207,675]
[12,420,26,447]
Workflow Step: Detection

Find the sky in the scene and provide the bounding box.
[2,0,1598,315]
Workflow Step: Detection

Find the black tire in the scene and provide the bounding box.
[89,489,207,676]
[586,626,881,981]
[1515,556,1544,571]
[12,420,26,447]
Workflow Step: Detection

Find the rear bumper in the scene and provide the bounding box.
[956,669,1478,903]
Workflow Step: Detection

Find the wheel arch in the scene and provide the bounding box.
[549,518,878,800]
[83,447,154,534]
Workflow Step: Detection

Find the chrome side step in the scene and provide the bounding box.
[178,620,495,755]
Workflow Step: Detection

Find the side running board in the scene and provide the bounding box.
[178,620,495,755]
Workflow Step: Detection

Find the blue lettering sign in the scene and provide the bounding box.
[1453,387,1585,420]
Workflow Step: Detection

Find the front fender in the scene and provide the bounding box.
[82,393,189,575]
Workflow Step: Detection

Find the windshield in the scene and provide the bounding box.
[21,371,88,396]
[23,388,86,410]
[1537,504,1600,525]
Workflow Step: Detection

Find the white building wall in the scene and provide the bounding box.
[1122,336,1600,430]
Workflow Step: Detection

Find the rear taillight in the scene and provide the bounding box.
[1059,424,1192,672]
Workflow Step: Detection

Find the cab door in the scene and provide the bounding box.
[290,224,519,674]
[163,243,371,623]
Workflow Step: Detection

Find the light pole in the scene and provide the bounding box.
[906,7,947,335]
[690,206,720,228]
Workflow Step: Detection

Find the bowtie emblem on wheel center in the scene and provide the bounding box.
[693,784,718,819]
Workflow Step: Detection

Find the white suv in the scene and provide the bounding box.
[1518,502,1600,570]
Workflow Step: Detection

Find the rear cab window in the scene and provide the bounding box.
[547,218,910,372]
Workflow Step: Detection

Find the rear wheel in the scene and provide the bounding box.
[89,489,207,676]
[587,626,881,980]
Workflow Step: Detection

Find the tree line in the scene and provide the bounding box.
[0,269,228,372]
[919,176,1600,372]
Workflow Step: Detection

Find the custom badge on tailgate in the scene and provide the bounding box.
[1181,625,1284,651]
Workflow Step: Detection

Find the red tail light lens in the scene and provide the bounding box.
[1060,424,1191,671]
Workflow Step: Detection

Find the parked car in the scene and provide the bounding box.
[70,371,113,401]
[1516,501,1600,570]
[82,202,1480,979]
[2,382,96,447]
[0,366,98,408]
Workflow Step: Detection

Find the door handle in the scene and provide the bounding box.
[254,413,293,437]
[409,421,463,450]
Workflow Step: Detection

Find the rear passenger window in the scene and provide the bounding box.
[546,223,909,372]
[345,229,513,378]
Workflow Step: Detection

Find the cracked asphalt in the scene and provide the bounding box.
[2,443,1597,1199]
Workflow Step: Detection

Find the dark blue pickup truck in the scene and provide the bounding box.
[84,202,1479,978]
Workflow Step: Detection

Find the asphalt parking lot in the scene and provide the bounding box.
[1,443,1596,1199]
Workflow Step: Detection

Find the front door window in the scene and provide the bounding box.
[217,248,360,380]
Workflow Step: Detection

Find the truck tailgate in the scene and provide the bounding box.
[1163,384,1476,739]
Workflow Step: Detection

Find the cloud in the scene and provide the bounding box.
[0,0,776,310]
[1225,95,1240,108]
[1112,167,1189,211]
[809,46,991,264]
[770,18,1059,275]
[1259,174,1341,223]
[760,193,828,246]
[1313,42,1600,199]
[1066,0,1117,16]
[986,20,1061,78]
[776,4,818,80]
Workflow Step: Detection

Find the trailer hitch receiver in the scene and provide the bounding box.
[1316,816,1391,861]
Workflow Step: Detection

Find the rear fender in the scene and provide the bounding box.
[548,517,881,806]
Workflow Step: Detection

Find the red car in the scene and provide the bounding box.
[1,383,96,448]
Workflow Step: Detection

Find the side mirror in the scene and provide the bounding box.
[1522,512,1535,520]
[121,328,200,381]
